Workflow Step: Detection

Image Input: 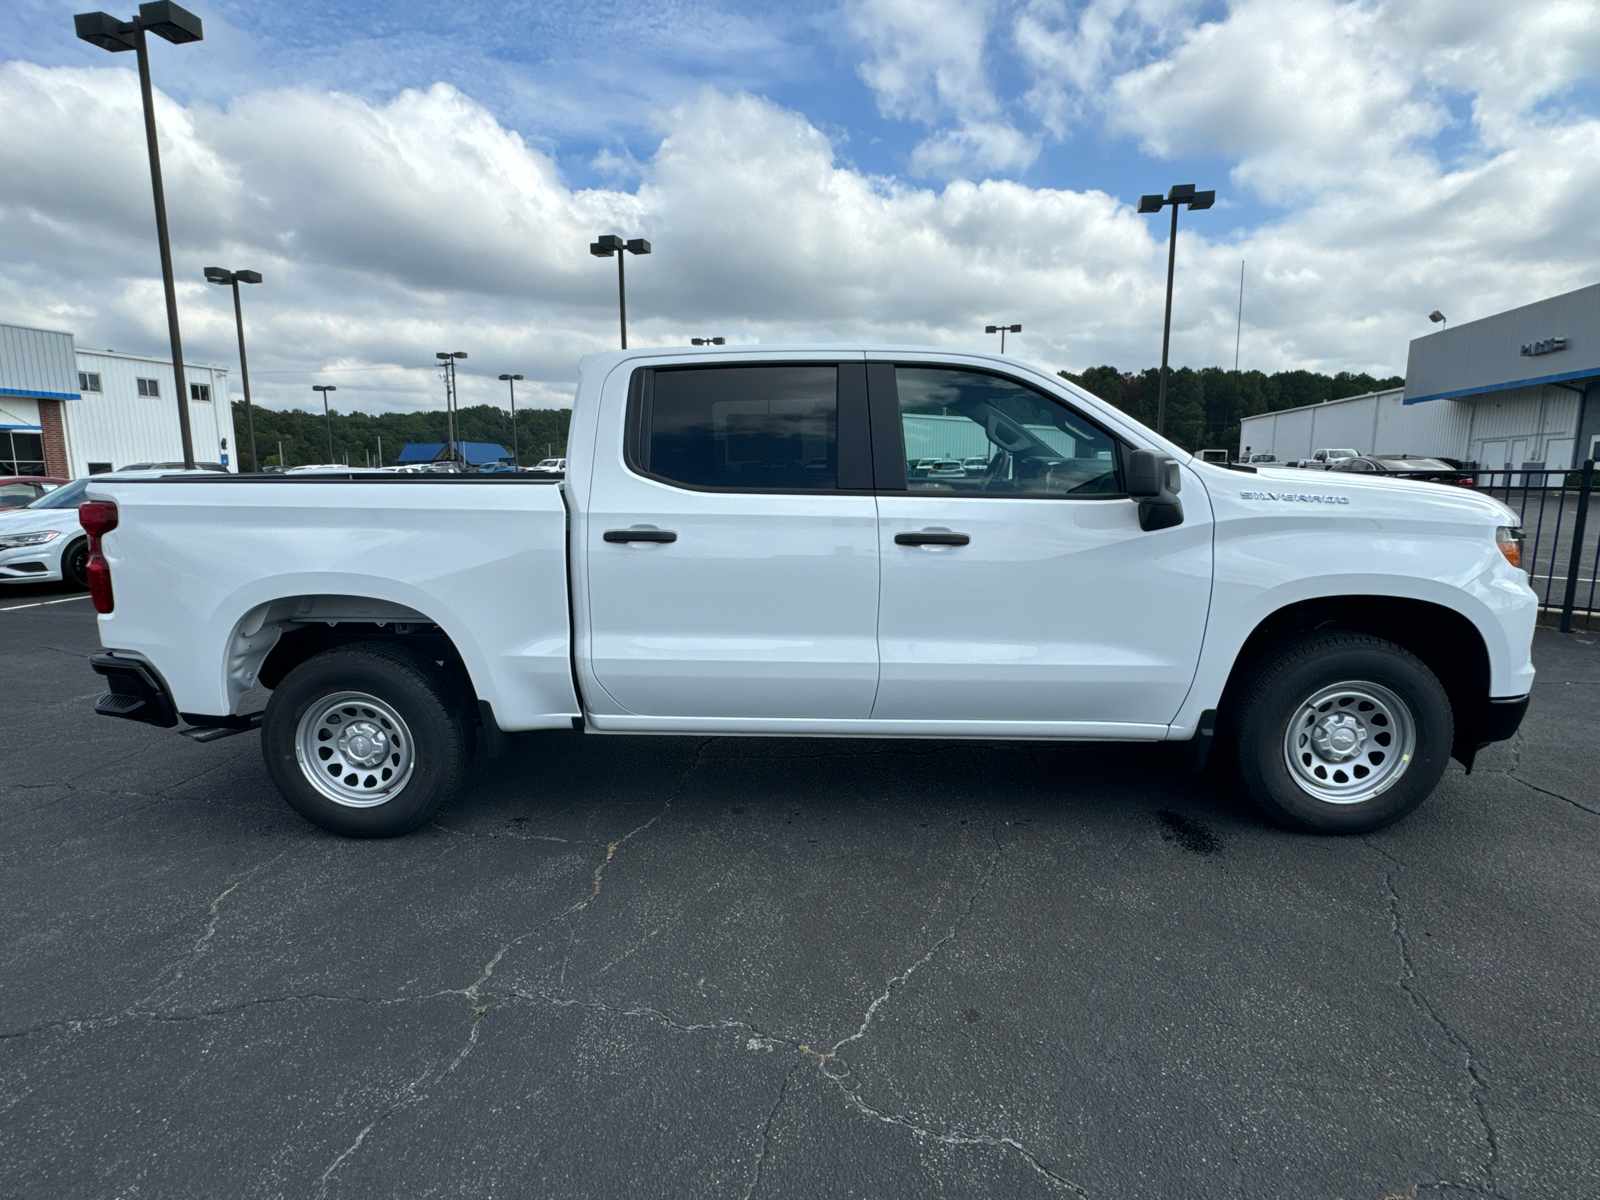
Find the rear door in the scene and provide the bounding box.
[584,357,881,719]
[870,362,1213,727]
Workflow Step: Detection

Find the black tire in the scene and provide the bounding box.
[1233,633,1453,834]
[261,642,469,837]
[62,538,89,590]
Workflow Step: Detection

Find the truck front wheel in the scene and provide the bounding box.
[1233,633,1453,834]
[261,642,469,837]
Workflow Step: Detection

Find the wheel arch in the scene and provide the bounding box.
[223,594,480,725]
[1214,595,1491,767]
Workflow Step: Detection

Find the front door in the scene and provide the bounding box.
[872,364,1213,727]
[585,360,881,719]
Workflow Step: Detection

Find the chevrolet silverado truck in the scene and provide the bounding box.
[81,347,1535,837]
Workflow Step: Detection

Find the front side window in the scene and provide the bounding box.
[137,377,160,397]
[895,368,1120,496]
[190,383,211,402]
[635,365,837,491]
[79,372,102,393]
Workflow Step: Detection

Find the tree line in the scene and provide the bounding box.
[232,402,572,469]
[1059,366,1404,453]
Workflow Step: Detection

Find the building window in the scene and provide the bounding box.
[87,462,114,475]
[1,431,46,476]
[137,377,160,398]
[79,372,102,393]
[190,383,211,402]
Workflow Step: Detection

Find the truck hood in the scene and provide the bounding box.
[1216,464,1519,525]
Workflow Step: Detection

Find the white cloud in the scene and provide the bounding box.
[2,0,1600,421]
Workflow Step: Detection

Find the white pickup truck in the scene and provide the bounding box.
[81,347,1535,838]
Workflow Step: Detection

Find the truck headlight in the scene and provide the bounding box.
[1495,526,1524,570]
[0,530,61,550]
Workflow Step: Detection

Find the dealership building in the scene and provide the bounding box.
[1241,281,1600,469]
[0,322,239,478]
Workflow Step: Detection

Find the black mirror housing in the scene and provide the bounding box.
[1127,449,1184,531]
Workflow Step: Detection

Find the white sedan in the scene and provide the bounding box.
[0,471,213,589]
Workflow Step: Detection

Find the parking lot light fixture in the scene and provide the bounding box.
[590,235,651,349]
[690,337,726,346]
[1138,183,1216,436]
[204,266,262,471]
[1429,310,1447,329]
[498,373,524,466]
[312,384,337,462]
[75,2,206,469]
[984,324,1021,354]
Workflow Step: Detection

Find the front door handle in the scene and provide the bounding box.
[604,529,677,543]
[894,530,970,546]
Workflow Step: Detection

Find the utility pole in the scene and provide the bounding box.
[1234,261,1244,373]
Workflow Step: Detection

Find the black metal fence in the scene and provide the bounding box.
[1382,461,1598,632]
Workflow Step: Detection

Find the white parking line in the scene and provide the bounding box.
[0,595,90,613]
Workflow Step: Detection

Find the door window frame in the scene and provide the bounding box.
[866,361,1130,499]
[623,362,874,495]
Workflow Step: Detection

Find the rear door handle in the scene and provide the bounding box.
[604,529,677,543]
[894,530,970,546]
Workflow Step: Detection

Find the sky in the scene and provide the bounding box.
[1,0,1598,414]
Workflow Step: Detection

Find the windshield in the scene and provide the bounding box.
[25,477,90,509]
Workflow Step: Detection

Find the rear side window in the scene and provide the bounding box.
[633,366,837,491]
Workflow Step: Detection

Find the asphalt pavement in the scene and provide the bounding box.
[2,584,1597,1199]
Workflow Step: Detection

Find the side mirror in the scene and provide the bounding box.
[1127,449,1184,531]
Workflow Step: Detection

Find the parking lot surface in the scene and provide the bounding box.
[3,586,1598,1199]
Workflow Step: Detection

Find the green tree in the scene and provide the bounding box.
[237,403,572,469]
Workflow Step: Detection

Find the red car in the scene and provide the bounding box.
[0,476,69,511]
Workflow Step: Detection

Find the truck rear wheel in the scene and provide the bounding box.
[261,642,469,837]
[1233,633,1452,834]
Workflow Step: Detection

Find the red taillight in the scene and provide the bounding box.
[78,501,118,613]
[79,502,118,536]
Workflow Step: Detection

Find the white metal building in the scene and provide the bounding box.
[1240,281,1600,469]
[0,321,238,478]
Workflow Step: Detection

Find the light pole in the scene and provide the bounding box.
[590,235,651,348]
[204,266,262,471]
[75,2,205,469]
[1429,310,1447,330]
[312,385,336,462]
[435,351,467,464]
[690,337,725,346]
[984,324,1021,354]
[498,373,523,467]
[1137,183,1215,436]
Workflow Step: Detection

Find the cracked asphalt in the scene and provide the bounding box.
[3,585,1598,1199]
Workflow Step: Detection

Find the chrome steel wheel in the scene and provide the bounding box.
[294,691,416,808]
[1282,680,1416,804]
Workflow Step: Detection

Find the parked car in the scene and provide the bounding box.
[117,461,230,473]
[1329,455,1476,486]
[531,458,567,475]
[0,470,212,589]
[1302,448,1361,470]
[927,459,967,479]
[1246,453,1278,464]
[84,345,1534,840]
[0,476,67,510]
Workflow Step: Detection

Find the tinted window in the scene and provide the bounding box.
[0,483,39,505]
[896,368,1120,496]
[641,366,837,490]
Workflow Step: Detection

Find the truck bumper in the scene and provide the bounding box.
[91,650,179,728]
[1478,695,1529,746]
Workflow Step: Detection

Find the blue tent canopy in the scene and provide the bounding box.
[395,442,513,465]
